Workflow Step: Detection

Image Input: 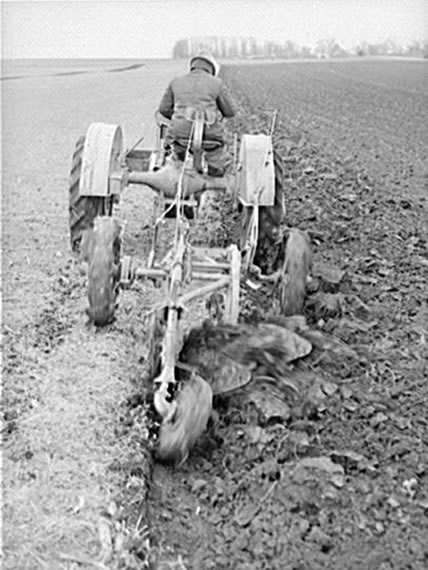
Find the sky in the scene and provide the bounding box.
[1,0,427,59]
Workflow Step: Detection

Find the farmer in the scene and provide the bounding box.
[157,52,236,176]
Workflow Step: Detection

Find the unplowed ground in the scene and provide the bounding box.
[2,59,427,570]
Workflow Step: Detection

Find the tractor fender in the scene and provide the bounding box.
[79,122,123,197]
[237,134,275,207]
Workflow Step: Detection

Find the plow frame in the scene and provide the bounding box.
[125,154,241,421]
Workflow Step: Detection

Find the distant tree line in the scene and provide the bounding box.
[172,36,428,60]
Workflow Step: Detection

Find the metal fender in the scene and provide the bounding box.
[79,122,123,197]
[237,134,275,207]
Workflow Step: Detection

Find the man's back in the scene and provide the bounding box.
[157,53,236,174]
[158,59,235,143]
[166,69,232,121]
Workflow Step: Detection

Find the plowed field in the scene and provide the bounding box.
[2,58,428,570]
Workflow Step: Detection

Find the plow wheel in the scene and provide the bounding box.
[278,228,312,317]
[84,216,121,326]
[69,136,115,254]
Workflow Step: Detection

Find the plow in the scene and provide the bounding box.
[69,109,312,464]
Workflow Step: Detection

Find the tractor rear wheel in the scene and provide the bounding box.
[69,136,114,254]
[84,216,121,326]
[240,149,285,270]
[273,149,285,213]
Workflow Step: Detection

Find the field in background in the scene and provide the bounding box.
[2,58,427,569]
[226,58,428,198]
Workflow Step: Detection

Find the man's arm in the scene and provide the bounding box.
[158,83,175,120]
[216,81,236,118]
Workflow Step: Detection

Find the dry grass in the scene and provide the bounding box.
[3,322,145,569]
[2,60,187,570]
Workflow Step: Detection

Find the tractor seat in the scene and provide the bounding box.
[174,137,223,152]
[183,106,217,126]
[176,106,223,152]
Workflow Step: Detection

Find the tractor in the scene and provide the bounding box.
[68,108,309,462]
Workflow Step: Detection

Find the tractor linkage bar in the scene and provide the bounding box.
[112,170,230,193]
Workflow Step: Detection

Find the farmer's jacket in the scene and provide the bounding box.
[158,68,236,143]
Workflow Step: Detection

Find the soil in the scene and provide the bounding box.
[2,58,428,570]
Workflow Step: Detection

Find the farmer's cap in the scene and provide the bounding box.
[190,53,219,76]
